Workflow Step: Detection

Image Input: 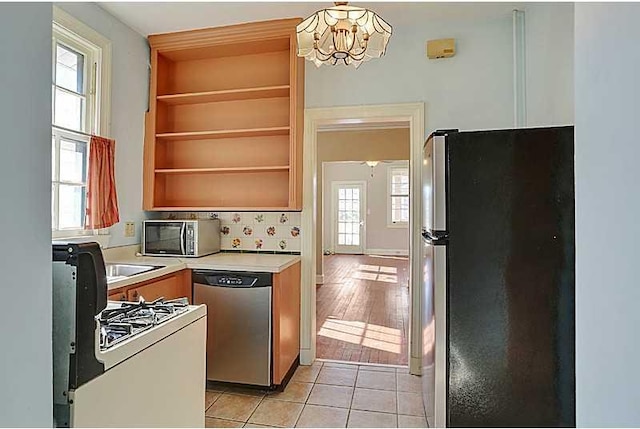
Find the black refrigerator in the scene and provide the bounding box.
[420,127,575,427]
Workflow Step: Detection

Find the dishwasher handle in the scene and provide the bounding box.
[192,270,273,288]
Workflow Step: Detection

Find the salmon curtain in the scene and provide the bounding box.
[85,135,120,229]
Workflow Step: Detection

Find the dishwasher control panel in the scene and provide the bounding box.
[218,276,245,286]
[192,270,272,288]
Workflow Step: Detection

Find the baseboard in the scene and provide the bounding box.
[365,248,409,257]
[410,355,422,376]
[300,348,314,365]
[316,274,324,284]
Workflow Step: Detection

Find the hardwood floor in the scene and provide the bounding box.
[316,254,410,366]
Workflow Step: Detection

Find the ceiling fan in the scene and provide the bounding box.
[359,160,393,177]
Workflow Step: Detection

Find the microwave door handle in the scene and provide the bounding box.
[180,223,187,255]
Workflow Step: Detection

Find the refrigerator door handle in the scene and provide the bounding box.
[422,230,448,244]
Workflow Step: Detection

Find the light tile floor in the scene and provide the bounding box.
[205,361,429,428]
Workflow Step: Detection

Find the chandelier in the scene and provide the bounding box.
[296,2,393,68]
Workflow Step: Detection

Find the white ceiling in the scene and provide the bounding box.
[98,2,523,37]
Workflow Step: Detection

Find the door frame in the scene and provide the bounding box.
[330,180,367,255]
[300,103,425,375]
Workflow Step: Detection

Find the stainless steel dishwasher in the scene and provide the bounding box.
[193,270,272,386]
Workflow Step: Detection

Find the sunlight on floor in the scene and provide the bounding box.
[318,318,402,354]
[353,264,399,283]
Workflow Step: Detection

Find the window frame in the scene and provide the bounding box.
[387,163,410,228]
[52,7,111,239]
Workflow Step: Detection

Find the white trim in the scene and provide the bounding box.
[315,275,325,285]
[318,122,410,132]
[513,9,527,128]
[53,6,112,137]
[386,161,410,228]
[302,103,425,375]
[331,180,367,255]
[364,249,409,257]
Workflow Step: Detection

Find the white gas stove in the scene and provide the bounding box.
[96,298,206,370]
[53,243,207,428]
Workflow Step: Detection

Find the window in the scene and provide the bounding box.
[388,166,409,227]
[52,8,110,236]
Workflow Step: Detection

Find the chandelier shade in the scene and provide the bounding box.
[296,2,392,68]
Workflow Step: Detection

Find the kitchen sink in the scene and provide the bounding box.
[105,263,162,282]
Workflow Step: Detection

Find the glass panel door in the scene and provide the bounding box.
[333,182,365,254]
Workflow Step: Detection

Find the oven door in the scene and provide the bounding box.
[143,222,186,256]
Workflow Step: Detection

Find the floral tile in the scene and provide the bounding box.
[187,211,302,253]
[278,239,288,251]
[289,212,302,225]
[288,239,301,252]
[266,226,277,237]
[254,238,264,250]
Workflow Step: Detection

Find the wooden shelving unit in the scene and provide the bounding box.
[155,166,290,174]
[155,126,290,141]
[156,85,290,105]
[143,19,304,211]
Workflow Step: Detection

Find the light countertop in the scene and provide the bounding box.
[105,248,300,291]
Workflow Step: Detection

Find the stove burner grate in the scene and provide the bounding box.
[99,297,189,350]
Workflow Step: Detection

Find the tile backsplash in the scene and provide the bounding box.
[160,211,301,254]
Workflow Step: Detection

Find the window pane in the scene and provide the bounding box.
[391,169,410,196]
[338,233,346,245]
[59,139,87,183]
[54,88,84,131]
[353,235,359,246]
[58,184,85,229]
[56,43,85,93]
[339,189,345,199]
[392,196,410,223]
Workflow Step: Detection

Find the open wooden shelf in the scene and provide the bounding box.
[155,166,290,174]
[157,85,290,105]
[156,127,290,141]
[144,19,304,211]
[150,206,293,212]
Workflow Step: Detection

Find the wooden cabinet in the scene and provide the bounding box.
[272,262,301,384]
[107,290,127,301]
[108,269,192,303]
[143,19,304,211]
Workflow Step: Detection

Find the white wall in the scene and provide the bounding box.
[0,3,53,426]
[57,3,150,247]
[323,162,409,255]
[306,4,574,133]
[575,4,640,426]
[525,3,574,127]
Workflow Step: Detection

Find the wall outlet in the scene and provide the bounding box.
[124,222,135,238]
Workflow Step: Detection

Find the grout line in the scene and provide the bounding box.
[346,380,357,427]
[244,394,265,426]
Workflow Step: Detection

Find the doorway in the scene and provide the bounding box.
[318,158,410,366]
[300,103,424,374]
[332,181,366,254]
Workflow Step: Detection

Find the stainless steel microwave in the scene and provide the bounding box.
[142,219,221,257]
